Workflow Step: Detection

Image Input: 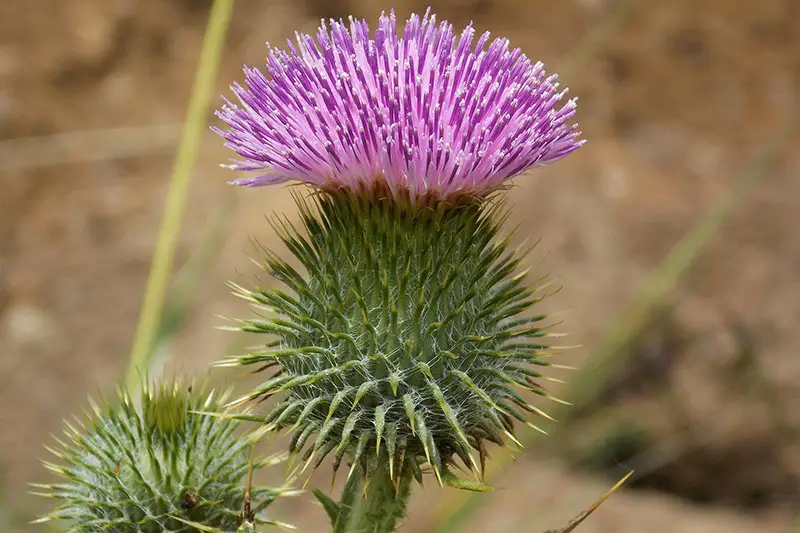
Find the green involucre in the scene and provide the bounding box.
[33,380,287,532]
[225,191,562,484]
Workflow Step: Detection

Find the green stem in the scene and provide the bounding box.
[336,462,413,533]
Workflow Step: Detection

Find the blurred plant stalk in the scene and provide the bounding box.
[125,0,235,392]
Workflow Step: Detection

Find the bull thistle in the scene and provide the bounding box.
[32,379,293,532]
[214,8,583,533]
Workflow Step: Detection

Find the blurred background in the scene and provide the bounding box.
[1,0,798,531]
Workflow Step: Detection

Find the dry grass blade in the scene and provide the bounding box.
[543,471,634,533]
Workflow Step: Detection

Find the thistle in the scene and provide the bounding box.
[225,193,562,477]
[214,9,583,533]
[32,379,292,532]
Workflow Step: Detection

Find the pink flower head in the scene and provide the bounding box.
[214,9,584,203]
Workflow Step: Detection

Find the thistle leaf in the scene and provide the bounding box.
[311,488,340,526]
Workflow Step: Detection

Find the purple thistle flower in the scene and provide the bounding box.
[214,9,584,203]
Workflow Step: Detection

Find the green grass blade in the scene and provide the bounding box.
[154,194,237,345]
[125,0,235,392]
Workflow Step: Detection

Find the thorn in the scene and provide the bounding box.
[547,395,573,406]
[529,405,557,422]
[503,430,525,449]
[467,452,481,480]
[330,465,339,492]
[525,421,549,435]
[393,474,402,496]
[548,344,583,352]
[224,395,252,409]
[548,363,580,370]
[432,464,443,487]
[300,451,317,476]
[301,468,315,490]
[347,459,358,482]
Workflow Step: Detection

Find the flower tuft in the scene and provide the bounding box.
[214,9,583,204]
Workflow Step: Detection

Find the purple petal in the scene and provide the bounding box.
[215,10,583,203]
[228,173,291,187]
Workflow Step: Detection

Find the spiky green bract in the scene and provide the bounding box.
[225,191,561,484]
[33,379,288,532]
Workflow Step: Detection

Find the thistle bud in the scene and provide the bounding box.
[32,379,290,532]
[224,191,562,484]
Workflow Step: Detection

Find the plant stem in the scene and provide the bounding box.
[336,462,413,533]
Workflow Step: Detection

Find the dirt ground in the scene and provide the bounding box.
[1,0,799,531]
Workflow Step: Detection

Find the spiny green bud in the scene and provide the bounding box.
[32,379,291,532]
[143,380,188,435]
[223,192,564,485]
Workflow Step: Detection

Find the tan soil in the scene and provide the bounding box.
[0,0,798,531]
